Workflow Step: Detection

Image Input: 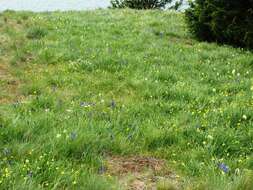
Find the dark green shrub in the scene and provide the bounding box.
[111,0,183,10]
[185,0,253,49]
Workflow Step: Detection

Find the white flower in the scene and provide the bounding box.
[242,115,247,120]
[232,69,236,75]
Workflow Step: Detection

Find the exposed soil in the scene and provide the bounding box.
[104,156,181,190]
[0,62,21,104]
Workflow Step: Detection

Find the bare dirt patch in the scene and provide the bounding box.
[104,156,181,190]
[0,62,21,104]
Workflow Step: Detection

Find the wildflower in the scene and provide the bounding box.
[56,134,62,138]
[73,181,77,185]
[232,69,236,75]
[110,100,116,109]
[45,108,50,112]
[212,88,216,92]
[218,163,230,173]
[242,115,247,120]
[80,102,94,108]
[70,132,77,140]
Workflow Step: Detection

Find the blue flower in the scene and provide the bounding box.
[70,132,77,140]
[80,102,94,108]
[110,100,116,109]
[218,163,230,173]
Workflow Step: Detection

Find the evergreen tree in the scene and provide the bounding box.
[111,0,183,10]
[185,0,253,49]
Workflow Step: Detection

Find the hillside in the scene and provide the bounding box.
[0,10,253,189]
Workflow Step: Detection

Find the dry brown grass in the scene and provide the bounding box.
[104,156,181,190]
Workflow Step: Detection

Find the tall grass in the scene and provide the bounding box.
[0,9,252,189]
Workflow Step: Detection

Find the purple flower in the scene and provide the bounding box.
[218,163,230,173]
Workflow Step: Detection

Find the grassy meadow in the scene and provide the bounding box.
[0,9,253,189]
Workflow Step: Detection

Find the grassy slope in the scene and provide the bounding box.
[0,9,253,189]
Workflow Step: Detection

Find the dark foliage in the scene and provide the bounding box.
[111,0,183,10]
[185,0,253,49]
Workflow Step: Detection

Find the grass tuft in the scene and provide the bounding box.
[26,26,47,39]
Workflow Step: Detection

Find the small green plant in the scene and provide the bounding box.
[26,26,47,39]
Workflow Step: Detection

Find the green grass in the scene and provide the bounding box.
[0,9,253,190]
